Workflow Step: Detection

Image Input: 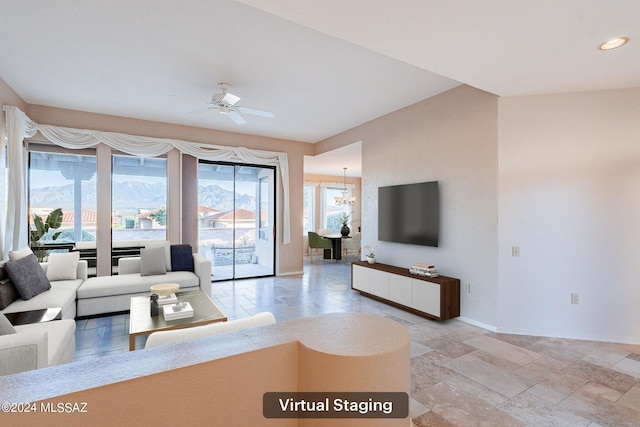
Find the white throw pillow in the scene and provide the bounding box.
[8,246,35,261]
[46,251,80,281]
[140,246,167,276]
[146,241,172,272]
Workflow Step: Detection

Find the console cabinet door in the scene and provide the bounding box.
[388,274,412,307]
[352,264,370,293]
[369,269,390,299]
[412,280,441,317]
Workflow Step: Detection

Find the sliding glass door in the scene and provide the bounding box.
[197,161,275,281]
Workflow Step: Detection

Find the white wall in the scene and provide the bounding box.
[319,85,499,328]
[498,88,640,344]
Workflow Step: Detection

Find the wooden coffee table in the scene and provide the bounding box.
[128,290,227,350]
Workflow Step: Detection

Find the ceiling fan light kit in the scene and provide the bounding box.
[204,83,274,125]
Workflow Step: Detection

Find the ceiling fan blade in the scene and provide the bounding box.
[227,110,247,125]
[185,107,215,115]
[237,106,275,118]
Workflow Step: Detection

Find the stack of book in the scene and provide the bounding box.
[409,263,439,277]
[156,294,178,306]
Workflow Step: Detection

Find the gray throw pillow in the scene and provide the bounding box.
[0,278,19,310]
[4,254,52,300]
[0,313,16,336]
[140,246,167,276]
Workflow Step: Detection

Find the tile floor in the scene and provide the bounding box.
[74,259,640,426]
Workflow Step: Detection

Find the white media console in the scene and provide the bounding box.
[351,261,460,321]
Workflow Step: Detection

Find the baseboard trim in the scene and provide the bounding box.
[276,270,304,277]
[457,316,497,333]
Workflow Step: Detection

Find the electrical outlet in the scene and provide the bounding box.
[465,283,471,293]
[512,246,520,257]
[571,293,579,304]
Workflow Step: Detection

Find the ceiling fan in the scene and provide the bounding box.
[202,83,275,125]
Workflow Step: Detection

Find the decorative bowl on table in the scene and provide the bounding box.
[150,283,180,297]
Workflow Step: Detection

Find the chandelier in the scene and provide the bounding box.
[334,167,356,206]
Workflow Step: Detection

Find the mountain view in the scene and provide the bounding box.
[30,181,255,213]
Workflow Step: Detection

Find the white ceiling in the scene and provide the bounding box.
[1,0,638,177]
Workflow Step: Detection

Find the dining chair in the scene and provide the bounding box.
[307,231,333,262]
[342,232,361,263]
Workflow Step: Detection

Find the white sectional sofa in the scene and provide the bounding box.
[76,253,212,317]
[0,260,84,376]
[1,260,87,320]
[1,241,212,375]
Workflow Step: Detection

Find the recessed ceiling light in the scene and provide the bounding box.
[598,37,630,50]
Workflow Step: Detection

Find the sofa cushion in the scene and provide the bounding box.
[140,246,167,276]
[78,271,199,299]
[1,285,77,320]
[171,245,194,272]
[4,254,52,300]
[0,312,16,335]
[146,241,172,272]
[8,246,34,261]
[0,278,19,310]
[46,251,80,281]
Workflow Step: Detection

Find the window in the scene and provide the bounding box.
[112,155,167,241]
[303,184,315,233]
[28,149,97,244]
[323,187,352,234]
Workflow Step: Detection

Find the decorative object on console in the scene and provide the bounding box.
[364,245,376,264]
[409,263,439,277]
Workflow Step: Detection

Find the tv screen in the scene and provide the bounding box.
[378,181,439,247]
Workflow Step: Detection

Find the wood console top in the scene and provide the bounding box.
[351,260,458,285]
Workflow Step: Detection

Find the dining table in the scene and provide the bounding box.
[321,234,351,261]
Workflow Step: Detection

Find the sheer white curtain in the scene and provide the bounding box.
[2,106,291,259]
[2,106,37,258]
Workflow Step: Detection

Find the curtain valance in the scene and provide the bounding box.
[2,106,290,258]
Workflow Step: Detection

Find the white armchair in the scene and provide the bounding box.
[145,312,276,349]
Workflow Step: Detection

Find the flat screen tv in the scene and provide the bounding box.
[378,181,439,247]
